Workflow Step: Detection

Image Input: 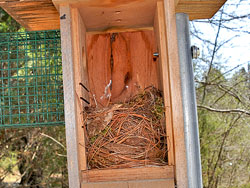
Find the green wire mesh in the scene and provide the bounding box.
[0,30,64,128]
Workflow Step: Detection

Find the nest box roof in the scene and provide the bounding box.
[0,0,226,31]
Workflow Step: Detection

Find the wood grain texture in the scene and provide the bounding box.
[81,166,174,183]
[0,0,60,31]
[75,0,157,32]
[81,179,175,188]
[59,5,81,188]
[87,27,153,35]
[86,31,159,106]
[71,7,89,173]
[163,0,188,187]
[0,0,226,31]
[154,1,174,166]
[176,0,227,20]
[128,179,175,188]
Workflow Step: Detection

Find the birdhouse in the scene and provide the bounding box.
[0,0,226,187]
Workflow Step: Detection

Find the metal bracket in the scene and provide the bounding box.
[191,45,200,59]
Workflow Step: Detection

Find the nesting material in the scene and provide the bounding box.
[83,87,168,169]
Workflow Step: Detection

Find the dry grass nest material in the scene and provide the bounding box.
[82,86,168,169]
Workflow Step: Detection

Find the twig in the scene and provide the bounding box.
[197,105,250,116]
[40,133,66,149]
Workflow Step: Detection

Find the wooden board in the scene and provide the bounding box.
[0,0,226,31]
[86,30,159,106]
[0,0,60,31]
[59,5,81,188]
[71,7,89,172]
[59,5,89,188]
[74,0,157,32]
[176,0,226,20]
[163,0,188,187]
[81,179,175,188]
[154,0,174,166]
[81,166,174,183]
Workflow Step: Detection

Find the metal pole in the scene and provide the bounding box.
[176,13,203,188]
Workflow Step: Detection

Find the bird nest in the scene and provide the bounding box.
[82,87,168,169]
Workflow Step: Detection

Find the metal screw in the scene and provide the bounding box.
[153,52,159,57]
[60,14,66,20]
[191,46,200,59]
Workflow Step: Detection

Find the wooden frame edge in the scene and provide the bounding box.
[60,4,81,188]
[81,166,174,183]
[163,0,188,187]
[153,0,175,166]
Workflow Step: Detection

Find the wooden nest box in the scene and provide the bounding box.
[0,0,226,187]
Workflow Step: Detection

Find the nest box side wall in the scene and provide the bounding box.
[59,5,90,188]
[162,0,188,187]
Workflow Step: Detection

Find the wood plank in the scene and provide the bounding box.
[176,0,226,20]
[0,0,60,31]
[128,179,175,188]
[81,166,174,183]
[0,0,226,31]
[59,5,81,188]
[82,182,128,188]
[163,0,188,187]
[86,30,159,106]
[71,7,89,173]
[75,0,158,32]
[81,179,175,188]
[87,27,153,35]
[153,1,175,166]
[86,33,111,106]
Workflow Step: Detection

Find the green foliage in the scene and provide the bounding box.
[0,127,68,187]
[0,8,22,33]
[0,8,68,187]
[191,0,250,185]
[196,66,250,188]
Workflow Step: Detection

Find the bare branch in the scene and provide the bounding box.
[197,105,250,116]
[193,14,250,23]
[40,133,66,149]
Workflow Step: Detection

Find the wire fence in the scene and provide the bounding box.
[0,30,64,128]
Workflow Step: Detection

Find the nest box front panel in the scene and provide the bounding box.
[86,30,159,106]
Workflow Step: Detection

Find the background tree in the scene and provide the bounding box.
[190,0,250,187]
[0,8,21,32]
[0,7,68,188]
